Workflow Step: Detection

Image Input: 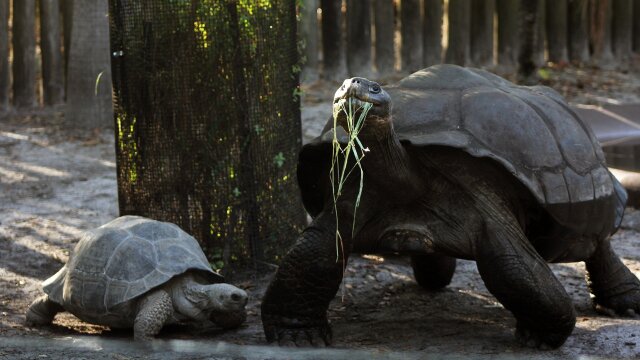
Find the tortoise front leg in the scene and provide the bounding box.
[134,289,173,340]
[586,237,640,316]
[261,211,348,347]
[477,220,576,349]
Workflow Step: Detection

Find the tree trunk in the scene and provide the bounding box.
[533,0,546,67]
[634,0,640,53]
[589,0,615,68]
[611,0,633,60]
[373,0,394,76]
[13,0,37,109]
[346,0,372,77]
[445,0,471,66]
[0,0,9,112]
[321,0,346,80]
[61,0,73,89]
[470,0,494,67]
[40,0,65,106]
[300,0,319,82]
[423,0,443,67]
[66,0,113,128]
[546,0,569,63]
[110,0,305,272]
[568,0,590,63]
[401,0,422,73]
[518,0,539,80]
[497,0,519,71]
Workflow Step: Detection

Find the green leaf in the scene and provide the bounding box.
[274,152,286,168]
[537,68,551,80]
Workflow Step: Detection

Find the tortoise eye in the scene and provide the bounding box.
[370,84,381,94]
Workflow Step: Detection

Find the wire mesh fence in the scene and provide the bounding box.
[108,0,306,276]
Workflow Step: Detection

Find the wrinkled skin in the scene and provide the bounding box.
[261,75,640,349]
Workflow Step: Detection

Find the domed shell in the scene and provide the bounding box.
[300,65,626,236]
[42,216,222,316]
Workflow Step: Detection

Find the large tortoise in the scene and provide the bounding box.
[26,216,248,340]
[261,65,640,348]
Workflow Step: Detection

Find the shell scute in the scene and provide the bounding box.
[105,236,156,282]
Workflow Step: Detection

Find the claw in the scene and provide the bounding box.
[515,321,570,350]
[263,315,332,347]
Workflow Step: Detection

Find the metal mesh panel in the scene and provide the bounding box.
[108,0,305,275]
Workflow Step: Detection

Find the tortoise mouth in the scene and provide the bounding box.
[333,96,374,110]
[333,94,391,120]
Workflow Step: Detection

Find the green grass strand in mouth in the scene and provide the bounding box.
[330,98,374,262]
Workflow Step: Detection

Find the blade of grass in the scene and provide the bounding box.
[330,98,373,262]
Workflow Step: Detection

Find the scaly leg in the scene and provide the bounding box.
[261,211,345,347]
[477,220,576,349]
[26,295,64,326]
[586,237,640,316]
[134,289,173,340]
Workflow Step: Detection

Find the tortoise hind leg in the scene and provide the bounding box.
[585,237,640,316]
[26,295,64,326]
[376,222,458,291]
[411,254,456,290]
[477,220,576,349]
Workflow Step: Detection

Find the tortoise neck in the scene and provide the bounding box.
[358,117,424,200]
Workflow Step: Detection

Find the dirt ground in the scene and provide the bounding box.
[2,66,640,359]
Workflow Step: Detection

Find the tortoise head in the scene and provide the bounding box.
[185,283,248,313]
[333,77,391,120]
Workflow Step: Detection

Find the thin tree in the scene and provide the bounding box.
[13,0,37,109]
[611,0,633,61]
[66,0,113,128]
[346,0,372,77]
[401,0,422,73]
[374,0,395,76]
[0,0,9,112]
[61,0,73,88]
[321,0,346,80]
[300,0,319,82]
[470,0,494,67]
[518,0,539,81]
[546,0,569,63]
[445,0,471,66]
[533,0,546,67]
[40,0,65,106]
[497,0,519,71]
[589,0,615,68]
[568,0,590,63]
[634,0,640,53]
[423,0,443,67]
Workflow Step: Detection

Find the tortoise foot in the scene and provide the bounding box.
[515,321,572,350]
[593,288,640,318]
[263,314,331,347]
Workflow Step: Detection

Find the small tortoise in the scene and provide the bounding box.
[26,216,248,340]
[261,65,640,348]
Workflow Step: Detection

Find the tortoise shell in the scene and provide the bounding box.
[42,216,222,318]
[299,65,626,237]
